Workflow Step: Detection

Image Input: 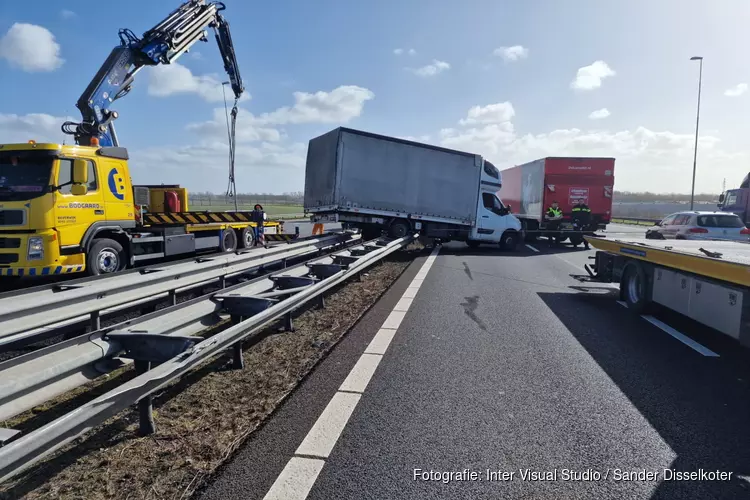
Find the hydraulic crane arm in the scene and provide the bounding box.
[61,0,244,148]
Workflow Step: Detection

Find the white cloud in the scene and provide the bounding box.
[394,48,416,56]
[409,60,451,77]
[430,101,744,193]
[147,63,250,103]
[401,135,431,143]
[186,108,282,143]
[257,85,374,125]
[188,50,203,60]
[130,141,308,193]
[459,102,515,126]
[570,60,615,90]
[724,83,748,97]
[0,113,74,143]
[493,45,529,62]
[60,10,76,20]
[588,108,611,120]
[0,23,64,72]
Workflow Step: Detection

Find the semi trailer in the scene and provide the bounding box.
[499,157,615,244]
[303,127,523,249]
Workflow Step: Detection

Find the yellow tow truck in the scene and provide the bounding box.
[0,141,284,276]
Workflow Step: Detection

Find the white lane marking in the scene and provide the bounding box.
[408,279,424,289]
[265,245,441,499]
[365,328,398,355]
[263,457,326,500]
[617,301,627,308]
[381,310,406,330]
[339,353,383,393]
[525,244,539,253]
[641,315,720,357]
[393,297,414,312]
[295,392,361,458]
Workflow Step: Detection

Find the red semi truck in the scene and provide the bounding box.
[499,157,615,245]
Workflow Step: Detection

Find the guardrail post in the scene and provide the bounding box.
[135,360,156,436]
[168,290,177,306]
[282,258,287,269]
[318,295,325,309]
[230,315,245,369]
[284,312,294,332]
[90,311,100,331]
[219,276,226,289]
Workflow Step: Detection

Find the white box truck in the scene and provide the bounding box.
[304,127,523,249]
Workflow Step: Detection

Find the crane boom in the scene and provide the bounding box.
[61,0,244,148]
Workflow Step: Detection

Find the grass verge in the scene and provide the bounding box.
[0,243,423,500]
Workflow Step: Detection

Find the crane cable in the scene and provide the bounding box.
[225,98,239,211]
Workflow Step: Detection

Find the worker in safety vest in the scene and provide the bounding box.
[571,201,592,249]
[312,222,324,235]
[545,201,563,246]
[251,204,268,248]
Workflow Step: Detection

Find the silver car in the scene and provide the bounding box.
[645,211,750,241]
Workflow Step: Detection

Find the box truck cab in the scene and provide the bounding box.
[304,127,523,250]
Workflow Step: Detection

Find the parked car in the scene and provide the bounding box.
[645,211,750,241]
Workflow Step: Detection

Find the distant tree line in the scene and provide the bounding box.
[613,191,718,203]
[188,191,304,207]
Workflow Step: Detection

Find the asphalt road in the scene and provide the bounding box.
[198,222,750,500]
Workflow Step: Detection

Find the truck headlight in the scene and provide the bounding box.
[27,237,43,261]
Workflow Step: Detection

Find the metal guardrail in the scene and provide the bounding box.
[0,233,357,350]
[0,234,414,484]
[610,217,661,225]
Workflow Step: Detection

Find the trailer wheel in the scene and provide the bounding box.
[87,238,125,276]
[620,262,652,314]
[389,220,410,238]
[569,235,584,246]
[220,229,238,252]
[238,227,255,248]
[500,230,520,251]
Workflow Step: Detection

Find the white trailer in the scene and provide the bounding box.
[583,235,750,347]
[304,127,523,249]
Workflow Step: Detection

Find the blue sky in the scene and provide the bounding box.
[1,0,749,194]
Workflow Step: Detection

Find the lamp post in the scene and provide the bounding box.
[689,56,703,210]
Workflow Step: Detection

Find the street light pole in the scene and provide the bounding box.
[689,56,703,211]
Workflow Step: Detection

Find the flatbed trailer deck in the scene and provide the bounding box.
[583,236,750,347]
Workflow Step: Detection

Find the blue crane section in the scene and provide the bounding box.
[61,0,244,148]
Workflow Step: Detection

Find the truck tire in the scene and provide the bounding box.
[569,235,584,247]
[389,220,410,238]
[500,230,520,251]
[620,262,652,314]
[220,229,238,252]
[87,238,126,276]
[239,227,255,248]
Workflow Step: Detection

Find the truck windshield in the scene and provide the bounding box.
[0,151,54,201]
[723,190,739,207]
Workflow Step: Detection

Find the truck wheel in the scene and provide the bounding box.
[569,235,584,246]
[466,240,480,249]
[87,238,125,276]
[389,221,410,238]
[239,227,255,248]
[500,231,519,251]
[220,229,238,252]
[620,262,652,314]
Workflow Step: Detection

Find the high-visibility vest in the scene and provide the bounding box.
[547,207,562,217]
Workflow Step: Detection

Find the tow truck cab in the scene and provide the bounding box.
[0,142,135,276]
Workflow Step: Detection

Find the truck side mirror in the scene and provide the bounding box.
[719,193,725,203]
[507,204,512,213]
[71,159,89,196]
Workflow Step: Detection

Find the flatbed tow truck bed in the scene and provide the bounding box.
[582,236,750,347]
